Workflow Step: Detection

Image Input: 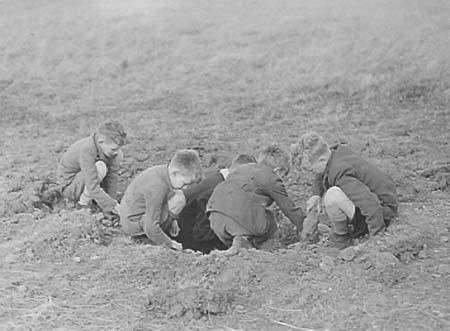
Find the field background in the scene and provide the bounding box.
[1,0,450,330]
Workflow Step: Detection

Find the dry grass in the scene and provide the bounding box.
[1,0,449,123]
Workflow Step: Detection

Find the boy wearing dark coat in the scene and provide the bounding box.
[291,132,398,249]
[206,146,305,252]
[57,120,128,216]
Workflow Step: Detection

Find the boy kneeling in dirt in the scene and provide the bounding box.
[57,120,128,218]
[290,132,399,249]
[167,154,257,253]
[118,149,202,250]
[206,146,305,254]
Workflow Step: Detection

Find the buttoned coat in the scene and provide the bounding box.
[312,144,398,235]
[207,163,305,235]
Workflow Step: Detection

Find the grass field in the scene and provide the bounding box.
[1,0,450,330]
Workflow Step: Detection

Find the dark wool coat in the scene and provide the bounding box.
[207,163,305,235]
[313,144,398,235]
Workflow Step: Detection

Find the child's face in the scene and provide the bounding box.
[301,154,327,174]
[99,139,120,157]
[311,159,327,174]
[170,171,200,189]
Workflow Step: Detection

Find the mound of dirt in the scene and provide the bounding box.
[19,210,116,262]
[0,178,64,217]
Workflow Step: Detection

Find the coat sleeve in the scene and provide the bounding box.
[333,168,385,235]
[142,186,173,248]
[101,150,123,201]
[79,147,117,212]
[266,175,305,229]
[182,171,224,204]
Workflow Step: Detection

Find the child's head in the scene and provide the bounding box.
[96,120,128,157]
[257,145,290,177]
[168,149,202,189]
[229,153,257,171]
[291,131,331,174]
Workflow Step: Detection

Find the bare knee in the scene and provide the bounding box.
[323,186,346,208]
[95,161,108,181]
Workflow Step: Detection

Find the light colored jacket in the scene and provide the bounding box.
[57,133,120,212]
[118,165,174,248]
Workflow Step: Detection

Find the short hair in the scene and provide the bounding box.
[169,149,202,175]
[97,120,128,146]
[230,153,257,169]
[291,132,330,170]
[258,145,290,176]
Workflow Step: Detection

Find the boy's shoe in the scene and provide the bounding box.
[75,202,91,211]
[232,236,254,249]
[326,233,353,250]
[74,201,102,214]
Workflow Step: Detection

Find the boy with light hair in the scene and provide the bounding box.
[206,145,305,253]
[291,132,398,249]
[57,119,128,216]
[119,149,202,250]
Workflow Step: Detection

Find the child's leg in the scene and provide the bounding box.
[120,214,145,236]
[323,186,356,235]
[79,161,108,206]
[209,212,251,248]
[382,204,398,226]
[251,209,279,247]
[61,173,85,203]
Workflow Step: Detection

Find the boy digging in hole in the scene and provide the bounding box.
[206,145,305,254]
[57,120,128,219]
[118,149,202,250]
[291,132,399,249]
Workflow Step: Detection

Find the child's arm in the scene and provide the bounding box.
[335,174,385,235]
[267,175,305,230]
[101,150,123,200]
[182,170,224,204]
[79,149,117,212]
[143,186,176,248]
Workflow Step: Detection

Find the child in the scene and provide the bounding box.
[291,132,399,249]
[57,119,128,216]
[167,153,257,253]
[118,149,202,250]
[206,146,305,252]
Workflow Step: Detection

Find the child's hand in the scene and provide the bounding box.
[301,208,320,243]
[306,195,322,213]
[168,190,186,216]
[169,220,180,237]
[112,202,119,215]
[170,240,183,251]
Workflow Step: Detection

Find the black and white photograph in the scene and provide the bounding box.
[1,0,449,330]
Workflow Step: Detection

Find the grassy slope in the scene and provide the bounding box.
[1,0,449,193]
